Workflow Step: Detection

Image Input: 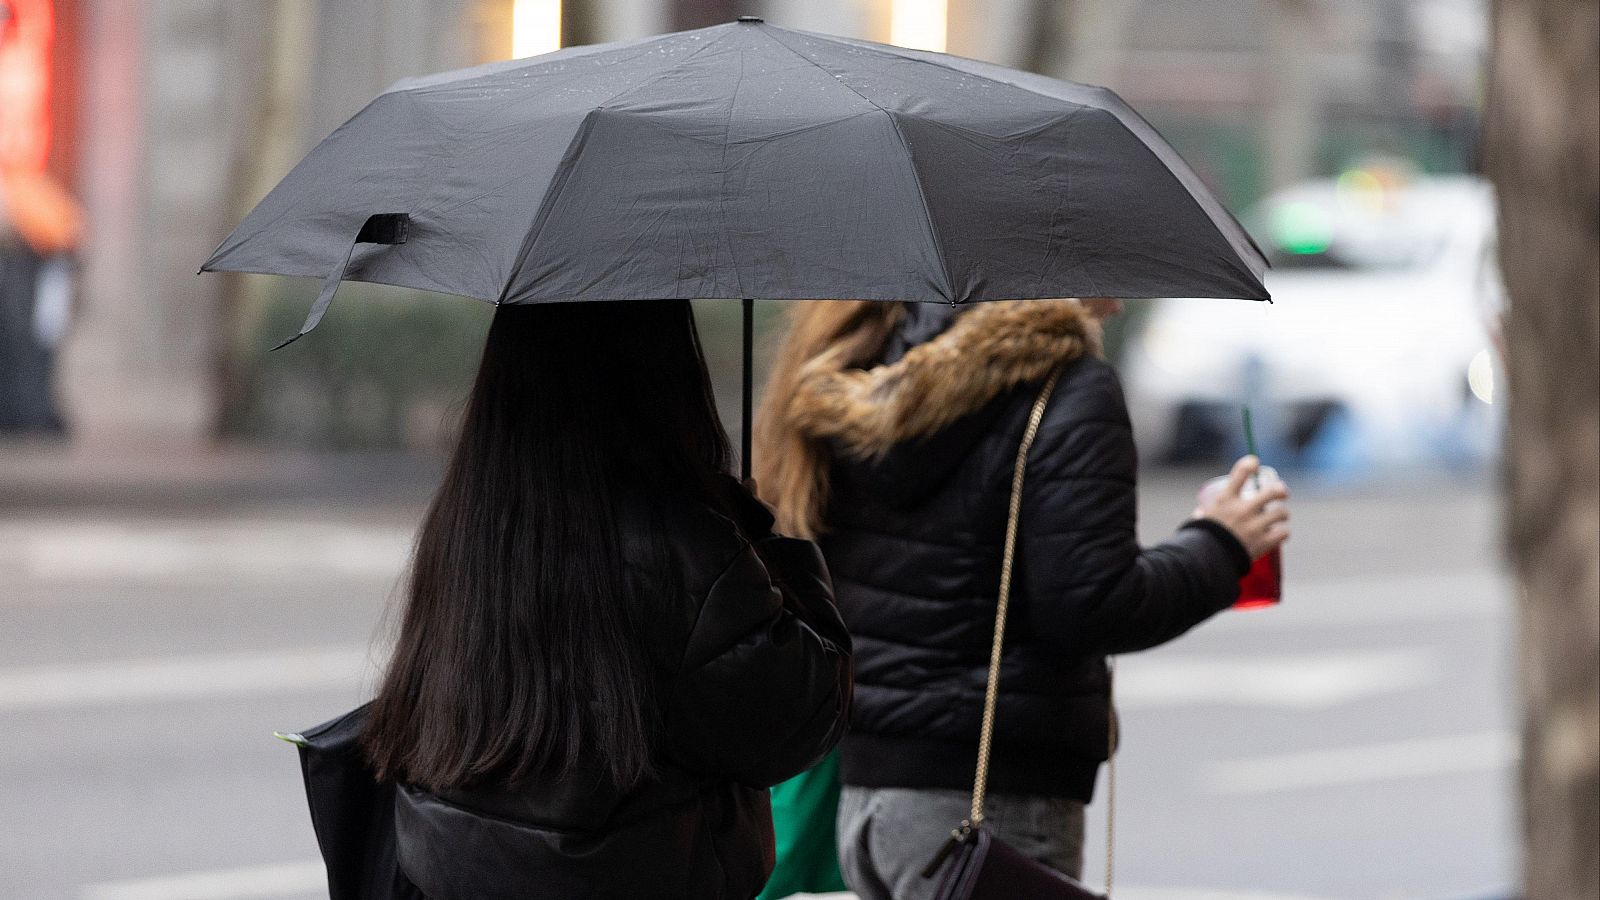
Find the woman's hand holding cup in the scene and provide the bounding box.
[1194,455,1291,561]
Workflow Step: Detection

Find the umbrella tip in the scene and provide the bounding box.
[272,731,309,748]
[736,15,764,23]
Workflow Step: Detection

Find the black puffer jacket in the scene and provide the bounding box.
[791,301,1247,802]
[394,486,852,899]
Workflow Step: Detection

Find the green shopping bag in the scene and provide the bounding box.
[758,749,847,899]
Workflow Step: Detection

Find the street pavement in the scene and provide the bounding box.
[0,459,1514,899]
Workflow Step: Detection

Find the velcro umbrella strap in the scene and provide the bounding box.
[271,213,409,351]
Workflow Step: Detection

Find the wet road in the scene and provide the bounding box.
[0,467,1514,899]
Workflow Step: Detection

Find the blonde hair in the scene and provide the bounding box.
[753,301,905,538]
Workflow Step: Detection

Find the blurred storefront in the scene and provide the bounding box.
[19,0,1485,451]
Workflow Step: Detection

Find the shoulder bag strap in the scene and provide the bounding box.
[967,364,1117,895]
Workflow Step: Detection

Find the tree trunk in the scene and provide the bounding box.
[1019,0,1068,76]
[1262,0,1320,191]
[1485,2,1600,898]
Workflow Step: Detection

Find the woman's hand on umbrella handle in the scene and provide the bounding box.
[711,473,779,539]
[742,478,778,517]
[1194,456,1291,560]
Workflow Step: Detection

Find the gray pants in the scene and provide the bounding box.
[836,785,1086,900]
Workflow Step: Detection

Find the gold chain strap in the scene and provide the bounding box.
[969,366,1063,825]
[965,364,1117,897]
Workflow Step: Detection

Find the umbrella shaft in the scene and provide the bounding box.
[741,298,753,482]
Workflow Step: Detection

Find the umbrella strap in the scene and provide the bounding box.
[272,213,409,351]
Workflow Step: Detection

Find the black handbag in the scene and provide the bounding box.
[920,367,1112,900]
[275,704,423,900]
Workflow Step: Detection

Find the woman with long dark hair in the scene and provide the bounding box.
[363,300,852,899]
[755,298,1289,898]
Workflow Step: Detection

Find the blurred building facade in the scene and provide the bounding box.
[15,0,1485,449]
[54,0,478,448]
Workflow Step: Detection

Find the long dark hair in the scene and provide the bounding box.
[363,300,734,792]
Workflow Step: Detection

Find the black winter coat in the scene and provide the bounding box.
[791,301,1248,803]
[393,488,852,899]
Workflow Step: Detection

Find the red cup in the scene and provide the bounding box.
[1198,466,1284,611]
[1234,546,1281,609]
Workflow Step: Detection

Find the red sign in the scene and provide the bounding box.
[0,0,54,175]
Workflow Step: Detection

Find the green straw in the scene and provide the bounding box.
[1242,406,1261,489]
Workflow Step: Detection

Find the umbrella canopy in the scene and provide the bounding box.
[202,18,1266,320]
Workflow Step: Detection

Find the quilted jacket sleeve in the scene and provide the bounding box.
[662,534,853,788]
[1019,358,1249,656]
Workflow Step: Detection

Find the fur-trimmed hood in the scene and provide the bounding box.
[786,299,1101,460]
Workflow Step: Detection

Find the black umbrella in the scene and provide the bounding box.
[202,17,1268,477]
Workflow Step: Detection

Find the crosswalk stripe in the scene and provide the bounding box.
[81,860,326,900]
[1116,648,1440,710]
[0,645,373,711]
[1205,569,1508,630]
[1203,730,1518,795]
[0,519,412,583]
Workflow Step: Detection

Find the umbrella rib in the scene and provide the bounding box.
[388,27,711,96]
[806,33,1269,283]
[810,33,1097,111]
[718,46,748,298]
[595,27,742,112]
[497,29,743,304]
[758,27,956,304]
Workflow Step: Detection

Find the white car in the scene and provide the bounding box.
[1121,174,1503,469]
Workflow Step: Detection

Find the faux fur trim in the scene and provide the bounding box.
[786,300,1101,458]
